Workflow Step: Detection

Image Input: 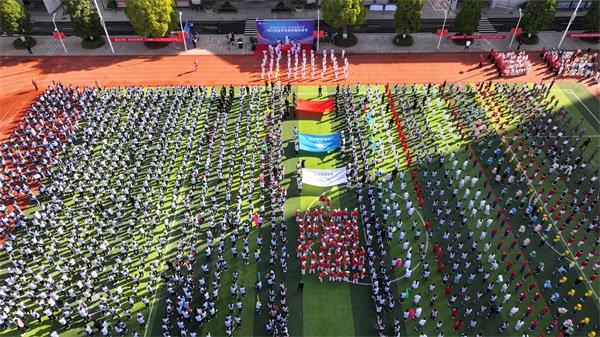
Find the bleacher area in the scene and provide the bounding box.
[0,82,597,337]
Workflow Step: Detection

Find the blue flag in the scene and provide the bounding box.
[369,136,378,152]
[299,133,341,152]
[365,111,374,127]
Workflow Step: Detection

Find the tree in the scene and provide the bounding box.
[125,0,175,37]
[521,0,556,36]
[0,0,31,36]
[394,0,423,38]
[584,0,600,32]
[453,0,483,35]
[322,0,366,39]
[63,0,103,40]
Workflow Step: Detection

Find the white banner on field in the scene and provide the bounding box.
[302,167,348,187]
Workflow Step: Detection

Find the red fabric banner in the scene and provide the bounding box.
[567,32,600,38]
[385,88,409,165]
[110,37,182,43]
[296,98,335,113]
[52,31,65,39]
[448,34,506,40]
[176,32,189,40]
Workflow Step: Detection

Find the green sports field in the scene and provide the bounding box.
[1,82,598,337]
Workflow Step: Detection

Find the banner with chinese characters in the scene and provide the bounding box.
[110,37,182,43]
[567,32,600,38]
[448,34,506,40]
[256,20,314,45]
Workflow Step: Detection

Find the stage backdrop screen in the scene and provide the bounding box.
[256,20,315,45]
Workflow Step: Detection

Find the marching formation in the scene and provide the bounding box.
[296,205,367,283]
[261,45,349,81]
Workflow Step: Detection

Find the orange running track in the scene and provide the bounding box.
[1,52,598,140]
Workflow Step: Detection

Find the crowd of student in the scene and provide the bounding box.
[0,83,296,337]
[151,84,292,337]
[490,51,533,77]
[296,204,367,283]
[398,81,597,336]
[322,82,598,336]
[261,46,349,81]
[153,84,295,337]
[0,83,85,243]
[0,79,597,337]
[542,48,599,81]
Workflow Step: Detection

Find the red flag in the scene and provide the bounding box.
[52,31,65,39]
[176,31,189,40]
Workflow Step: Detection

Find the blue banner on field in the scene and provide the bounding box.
[299,133,341,152]
[256,19,314,45]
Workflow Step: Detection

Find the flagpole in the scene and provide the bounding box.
[558,0,582,49]
[437,10,447,50]
[93,0,115,54]
[52,13,67,54]
[508,8,522,50]
[179,12,188,52]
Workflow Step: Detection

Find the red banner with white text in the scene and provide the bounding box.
[110,37,183,43]
[567,32,600,38]
[448,34,506,40]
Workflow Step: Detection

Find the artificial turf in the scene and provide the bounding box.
[1,82,598,337]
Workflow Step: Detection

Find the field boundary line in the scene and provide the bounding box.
[566,89,596,121]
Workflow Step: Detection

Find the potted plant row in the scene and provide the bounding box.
[217,0,237,12]
[272,1,292,12]
[293,0,305,12]
[202,0,215,12]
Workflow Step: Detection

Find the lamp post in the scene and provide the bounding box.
[558,0,582,49]
[179,12,188,52]
[437,9,447,50]
[508,8,522,50]
[92,0,115,54]
[52,13,68,54]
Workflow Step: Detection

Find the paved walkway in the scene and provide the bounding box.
[1,31,597,57]
[341,31,597,53]
[0,34,250,56]
[34,0,578,23]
